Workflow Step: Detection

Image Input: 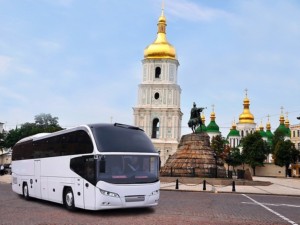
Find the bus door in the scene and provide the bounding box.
[83,158,96,209]
[34,160,41,198]
[73,177,84,208]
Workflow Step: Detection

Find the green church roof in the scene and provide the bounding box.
[206,121,220,133]
[227,129,240,138]
[275,124,290,137]
[259,130,267,138]
[195,124,207,133]
[266,130,273,140]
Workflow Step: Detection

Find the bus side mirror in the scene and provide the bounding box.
[99,156,106,173]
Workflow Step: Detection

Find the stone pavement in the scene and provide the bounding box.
[1,174,300,196]
[160,176,300,196]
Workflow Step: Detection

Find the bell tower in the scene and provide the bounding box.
[133,7,183,166]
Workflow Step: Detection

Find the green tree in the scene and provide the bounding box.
[211,135,226,158]
[271,130,285,153]
[273,140,299,177]
[4,114,63,148]
[211,134,226,177]
[226,147,245,173]
[242,132,270,176]
[0,131,6,149]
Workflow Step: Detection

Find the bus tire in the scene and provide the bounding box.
[64,187,75,210]
[23,183,30,200]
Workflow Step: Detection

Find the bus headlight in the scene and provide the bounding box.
[99,189,120,198]
[151,190,159,195]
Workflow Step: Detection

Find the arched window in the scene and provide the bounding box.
[241,130,244,137]
[151,118,160,138]
[155,67,161,79]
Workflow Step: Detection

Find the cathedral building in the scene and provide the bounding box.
[236,90,256,138]
[132,8,295,174]
[133,9,183,166]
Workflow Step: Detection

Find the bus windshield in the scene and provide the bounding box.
[97,155,159,184]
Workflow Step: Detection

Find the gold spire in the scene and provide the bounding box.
[201,113,206,124]
[232,119,237,129]
[259,120,264,131]
[279,106,285,125]
[266,114,271,131]
[144,5,176,59]
[238,89,255,124]
[284,111,290,128]
[210,104,216,121]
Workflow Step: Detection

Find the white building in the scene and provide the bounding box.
[133,9,183,166]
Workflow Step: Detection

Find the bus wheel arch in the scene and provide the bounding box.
[63,186,75,210]
[22,182,30,200]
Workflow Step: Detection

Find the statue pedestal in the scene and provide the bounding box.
[160,132,226,178]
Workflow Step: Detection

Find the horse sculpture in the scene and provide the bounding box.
[188,102,205,133]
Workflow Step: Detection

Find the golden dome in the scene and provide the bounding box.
[232,120,237,129]
[259,121,264,131]
[266,119,271,131]
[144,9,176,59]
[279,111,285,125]
[284,113,290,128]
[201,114,206,123]
[239,93,255,124]
[210,111,216,121]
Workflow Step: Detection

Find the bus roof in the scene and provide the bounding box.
[16,133,51,144]
[14,123,144,145]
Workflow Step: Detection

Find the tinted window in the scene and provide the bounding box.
[12,130,93,160]
[97,155,159,184]
[91,124,156,153]
[70,155,96,185]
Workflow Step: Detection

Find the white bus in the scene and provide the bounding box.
[12,123,160,210]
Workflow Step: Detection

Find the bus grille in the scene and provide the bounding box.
[125,195,145,202]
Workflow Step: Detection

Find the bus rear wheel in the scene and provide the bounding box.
[64,188,75,210]
[23,183,30,200]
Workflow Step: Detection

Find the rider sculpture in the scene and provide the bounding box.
[188,102,205,133]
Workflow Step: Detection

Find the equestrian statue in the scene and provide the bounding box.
[188,102,206,133]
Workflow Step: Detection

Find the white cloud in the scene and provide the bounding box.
[0,86,27,103]
[166,0,231,22]
[0,55,12,74]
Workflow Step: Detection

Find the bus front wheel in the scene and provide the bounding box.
[64,188,75,210]
[23,183,30,200]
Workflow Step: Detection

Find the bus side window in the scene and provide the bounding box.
[84,158,95,184]
[70,157,84,177]
[99,156,106,173]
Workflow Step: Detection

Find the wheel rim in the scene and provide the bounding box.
[66,191,73,207]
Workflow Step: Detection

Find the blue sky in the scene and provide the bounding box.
[1,0,300,136]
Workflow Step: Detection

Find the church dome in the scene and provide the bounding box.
[207,111,220,133]
[144,10,176,60]
[259,122,267,138]
[239,93,255,124]
[227,121,240,138]
[265,117,274,141]
[275,111,290,137]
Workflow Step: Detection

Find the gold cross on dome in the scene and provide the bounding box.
[244,88,248,97]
